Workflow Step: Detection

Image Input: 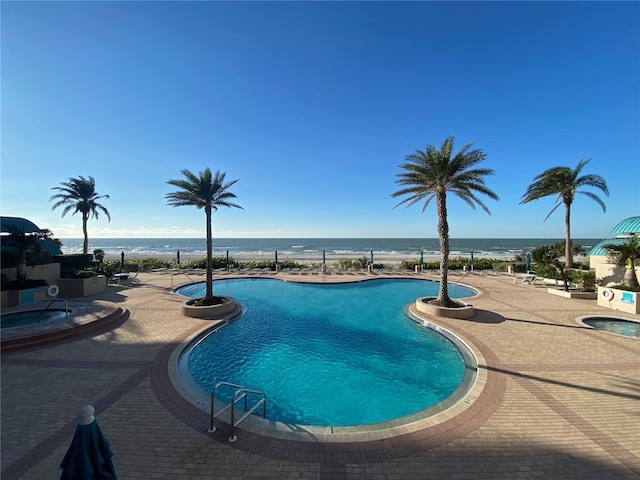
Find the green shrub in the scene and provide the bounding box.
[54,254,94,277]
[277,259,304,269]
[571,269,596,292]
[335,259,355,271]
[470,258,495,270]
[3,278,48,290]
[401,259,418,270]
[136,258,172,271]
[185,256,232,269]
[535,263,559,279]
[609,284,640,292]
[242,260,275,270]
[72,269,100,278]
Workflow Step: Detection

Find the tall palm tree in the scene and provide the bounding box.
[603,235,640,288]
[50,176,111,254]
[166,168,242,302]
[392,136,499,307]
[520,158,608,268]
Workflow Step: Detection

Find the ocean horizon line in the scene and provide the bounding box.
[58,237,601,260]
[55,236,605,240]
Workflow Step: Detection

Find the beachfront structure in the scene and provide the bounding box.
[1,216,63,281]
[589,216,640,286]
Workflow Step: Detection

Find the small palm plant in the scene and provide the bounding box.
[531,244,570,292]
[93,249,106,263]
[392,136,499,307]
[166,168,243,304]
[603,235,640,289]
[50,176,111,254]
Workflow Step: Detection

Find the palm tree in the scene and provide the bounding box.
[166,168,243,303]
[603,235,640,288]
[50,176,111,254]
[520,158,608,268]
[392,136,499,307]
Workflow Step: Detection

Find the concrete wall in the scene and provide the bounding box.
[597,286,640,314]
[1,263,61,285]
[58,275,107,299]
[590,254,640,287]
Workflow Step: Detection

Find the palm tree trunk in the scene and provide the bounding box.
[17,249,27,281]
[205,206,213,299]
[625,259,639,288]
[564,200,572,268]
[82,213,89,255]
[437,190,451,305]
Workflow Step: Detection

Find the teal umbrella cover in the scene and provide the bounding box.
[60,419,117,479]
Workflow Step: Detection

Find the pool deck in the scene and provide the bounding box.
[2,270,639,479]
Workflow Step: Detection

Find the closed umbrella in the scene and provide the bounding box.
[275,250,278,264]
[177,250,180,266]
[370,250,374,265]
[419,250,424,266]
[470,250,474,272]
[60,405,117,480]
[322,250,326,264]
[120,252,125,273]
[526,252,531,272]
[226,250,229,270]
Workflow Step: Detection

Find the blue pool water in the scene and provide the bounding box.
[179,278,476,427]
[1,309,69,329]
[583,317,640,338]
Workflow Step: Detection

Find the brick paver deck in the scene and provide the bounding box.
[2,271,639,479]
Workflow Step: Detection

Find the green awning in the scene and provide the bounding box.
[0,216,62,256]
[0,216,42,233]
[590,237,632,256]
[611,216,640,234]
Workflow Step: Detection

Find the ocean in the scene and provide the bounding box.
[58,238,602,260]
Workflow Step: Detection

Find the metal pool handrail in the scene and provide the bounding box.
[37,298,70,322]
[207,381,267,443]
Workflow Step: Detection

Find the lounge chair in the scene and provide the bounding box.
[513,272,537,286]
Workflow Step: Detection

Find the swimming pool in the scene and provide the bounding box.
[177,278,477,427]
[1,309,69,329]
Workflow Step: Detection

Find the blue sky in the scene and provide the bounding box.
[2,1,638,239]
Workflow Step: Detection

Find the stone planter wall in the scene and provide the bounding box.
[182,296,237,319]
[415,297,475,319]
[546,288,597,300]
[58,276,107,299]
[597,286,640,314]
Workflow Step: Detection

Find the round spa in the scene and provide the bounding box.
[579,316,640,338]
[1,309,70,329]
